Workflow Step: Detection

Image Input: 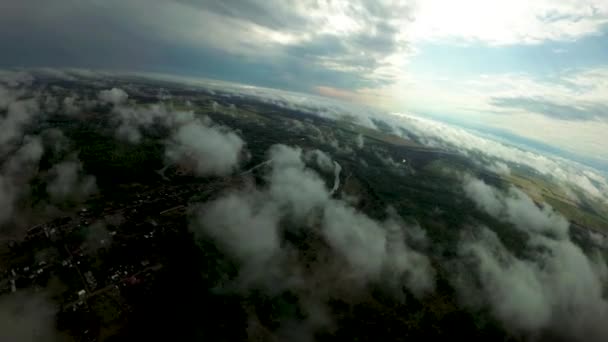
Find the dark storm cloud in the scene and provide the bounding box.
[285,27,402,87]
[491,97,608,121]
[0,0,411,92]
[0,1,164,69]
[178,0,408,37]
[176,0,310,30]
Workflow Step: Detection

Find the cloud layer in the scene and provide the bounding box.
[193,144,435,296]
[463,176,569,238]
[460,176,608,340]
[391,112,608,204]
[100,87,246,175]
[0,0,415,92]
[165,118,244,176]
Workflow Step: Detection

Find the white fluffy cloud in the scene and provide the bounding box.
[355,133,365,149]
[459,177,608,339]
[322,201,387,278]
[461,229,552,332]
[463,177,570,238]
[304,149,334,173]
[199,190,281,267]
[165,118,245,176]
[98,87,128,105]
[461,227,608,340]
[266,145,330,220]
[47,159,97,202]
[0,136,43,226]
[99,87,245,176]
[194,143,435,295]
[0,76,105,231]
[0,98,39,152]
[112,102,168,143]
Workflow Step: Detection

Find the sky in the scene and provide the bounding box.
[1,0,607,168]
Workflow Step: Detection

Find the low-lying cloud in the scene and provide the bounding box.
[165,118,245,176]
[459,176,608,341]
[0,291,61,342]
[47,159,97,203]
[99,87,245,176]
[0,136,44,227]
[0,72,98,232]
[193,143,435,296]
[0,98,39,153]
[393,113,608,204]
[304,149,334,174]
[98,87,129,105]
[463,176,569,238]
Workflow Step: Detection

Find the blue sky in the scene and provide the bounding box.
[410,32,608,77]
[1,0,607,168]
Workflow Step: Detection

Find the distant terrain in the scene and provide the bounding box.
[0,70,607,341]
